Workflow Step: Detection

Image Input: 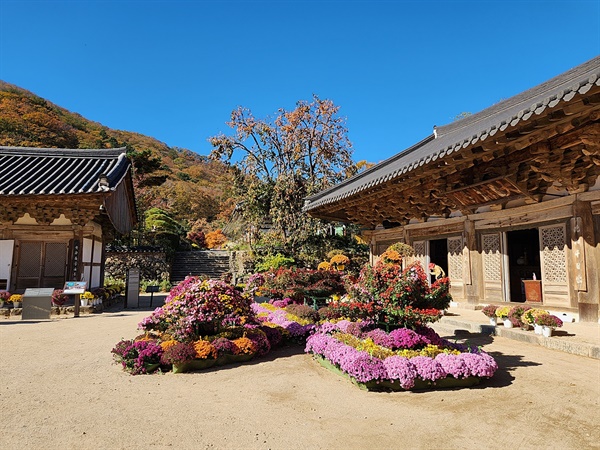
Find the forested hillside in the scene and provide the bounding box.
[0,81,233,231]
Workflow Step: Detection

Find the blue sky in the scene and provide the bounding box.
[1,0,599,164]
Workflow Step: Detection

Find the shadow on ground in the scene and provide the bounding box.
[434,329,542,389]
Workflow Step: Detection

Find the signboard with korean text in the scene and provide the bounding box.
[63,281,87,295]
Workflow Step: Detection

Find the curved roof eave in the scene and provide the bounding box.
[304,55,600,213]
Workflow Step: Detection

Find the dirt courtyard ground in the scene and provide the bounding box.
[1,307,598,450]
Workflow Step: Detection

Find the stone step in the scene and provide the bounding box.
[432,315,600,360]
[170,250,232,283]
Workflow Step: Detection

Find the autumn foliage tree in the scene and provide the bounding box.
[209,95,355,254]
[205,230,227,249]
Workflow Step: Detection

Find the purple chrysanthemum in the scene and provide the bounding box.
[383,356,418,389]
[389,328,425,349]
[410,356,446,382]
[365,328,395,348]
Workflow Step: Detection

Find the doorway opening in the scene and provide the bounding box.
[429,239,448,284]
[14,241,68,292]
[506,229,541,302]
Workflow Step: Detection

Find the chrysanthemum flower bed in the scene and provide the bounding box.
[251,302,316,340]
[112,277,316,375]
[305,320,498,391]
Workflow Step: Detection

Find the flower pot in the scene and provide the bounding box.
[0,301,4,308]
[144,363,160,374]
[230,353,254,363]
[12,302,21,308]
[503,318,513,328]
[534,324,543,335]
[542,326,553,337]
[172,358,216,374]
[80,299,88,307]
[489,317,497,326]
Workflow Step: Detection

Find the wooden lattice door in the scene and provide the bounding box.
[42,242,68,288]
[481,233,505,302]
[16,242,42,290]
[447,236,464,296]
[539,224,569,305]
[16,241,68,290]
[411,240,428,272]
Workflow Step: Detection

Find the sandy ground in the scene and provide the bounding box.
[1,306,599,450]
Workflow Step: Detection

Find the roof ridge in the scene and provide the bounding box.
[305,134,435,202]
[0,146,127,157]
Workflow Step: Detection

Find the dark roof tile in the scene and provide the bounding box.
[0,147,131,196]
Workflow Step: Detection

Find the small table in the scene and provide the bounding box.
[522,280,543,302]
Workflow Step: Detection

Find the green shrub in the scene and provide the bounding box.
[255,253,295,272]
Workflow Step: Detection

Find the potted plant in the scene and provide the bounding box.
[522,308,549,334]
[52,289,68,306]
[481,305,498,325]
[111,339,163,375]
[0,290,10,308]
[160,342,200,373]
[81,291,94,306]
[534,314,563,337]
[8,294,22,308]
[508,305,531,330]
[495,306,512,327]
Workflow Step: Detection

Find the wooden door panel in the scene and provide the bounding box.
[539,225,569,306]
[482,233,504,302]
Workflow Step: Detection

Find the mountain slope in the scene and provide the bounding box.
[0,81,233,226]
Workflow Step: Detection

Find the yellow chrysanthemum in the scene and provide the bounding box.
[318,261,332,271]
[330,254,350,265]
[160,340,179,351]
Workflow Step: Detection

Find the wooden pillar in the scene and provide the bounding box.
[573,199,599,321]
[463,219,481,304]
[73,226,84,318]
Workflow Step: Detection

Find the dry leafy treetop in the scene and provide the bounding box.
[209,95,357,254]
[0,81,233,240]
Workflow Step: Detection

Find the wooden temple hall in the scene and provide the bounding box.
[305,56,600,322]
[0,147,137,293]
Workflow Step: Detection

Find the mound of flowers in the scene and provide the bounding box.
[112,277,314,375]
[321,260,450,330]
[138,277,255,340]
[305,321,498,391]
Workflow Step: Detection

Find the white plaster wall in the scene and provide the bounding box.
[82,238,93,264]
[93,240,103,264]
[0,240,14,289]
[14,213,38,225]
[50,214,72,226]
[91,266,101,288]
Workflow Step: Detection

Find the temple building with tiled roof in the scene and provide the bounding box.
[305,56,600,322]
[0,147,137,293]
